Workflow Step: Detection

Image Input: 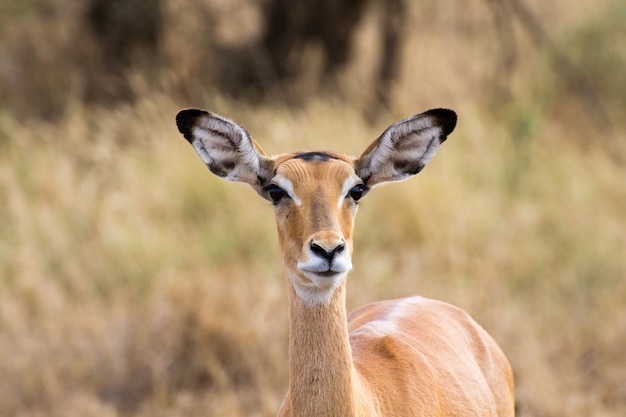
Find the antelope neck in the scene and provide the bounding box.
[286,282,361,416]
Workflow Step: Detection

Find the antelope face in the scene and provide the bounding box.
[176,107,456,305]
[263,152,368,302]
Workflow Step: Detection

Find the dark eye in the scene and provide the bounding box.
[265,184,287,204]
[348,184,367,202]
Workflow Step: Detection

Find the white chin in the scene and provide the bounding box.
[289,271,348,306]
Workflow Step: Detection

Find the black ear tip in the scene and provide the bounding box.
[426,108,457,137]
[176,108,208,140]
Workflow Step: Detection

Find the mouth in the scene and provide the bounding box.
[310,270,341,278]
[299,269,347,285]
[296,259,352,284]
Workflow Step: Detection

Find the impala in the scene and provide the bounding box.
[175,108,514,417]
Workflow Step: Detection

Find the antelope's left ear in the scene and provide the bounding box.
[355,109,457,187]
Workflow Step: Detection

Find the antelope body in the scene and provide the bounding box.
[175,108,514,417]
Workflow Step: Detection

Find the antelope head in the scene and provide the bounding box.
[176,109,456,305]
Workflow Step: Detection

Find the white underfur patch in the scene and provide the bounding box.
[287,270,348,306]
[273,176,302,206]
[352,296,428,337]
[355,306,401,337]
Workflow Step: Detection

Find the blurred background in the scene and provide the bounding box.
[0,0,625,416]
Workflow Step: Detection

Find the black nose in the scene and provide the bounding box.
[310,241,345,260]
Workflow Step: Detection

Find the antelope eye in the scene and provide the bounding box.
[348,184,367,202]
[265,185,287,204]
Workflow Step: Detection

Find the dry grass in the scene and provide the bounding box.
[1,1,625,416]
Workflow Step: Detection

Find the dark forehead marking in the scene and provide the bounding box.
[292,151,337,162]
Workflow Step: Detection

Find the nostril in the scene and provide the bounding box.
[310,242,328,258]
[310,241,345,260]
[333,242,345,256]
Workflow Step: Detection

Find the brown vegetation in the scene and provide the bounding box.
[0,0,625,416]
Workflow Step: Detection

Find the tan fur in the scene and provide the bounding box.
[175,108,515,417]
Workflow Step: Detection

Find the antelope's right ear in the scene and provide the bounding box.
[176,109,273,192]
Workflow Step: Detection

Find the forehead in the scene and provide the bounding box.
[272,151,357,185]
